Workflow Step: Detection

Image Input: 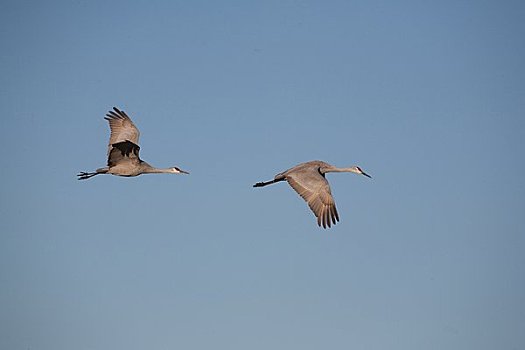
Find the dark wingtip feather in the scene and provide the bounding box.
[104,107,127,120]
[113,107,130,119]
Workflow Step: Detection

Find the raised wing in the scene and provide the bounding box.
[285,171,339,228]
[104,107,140,155]
[107,140,141,167]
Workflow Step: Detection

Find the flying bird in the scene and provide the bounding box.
[253,160,371,228]
[78,107,189,180]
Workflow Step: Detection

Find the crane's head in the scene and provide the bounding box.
[170,166,189,174]
[353,166,372,178]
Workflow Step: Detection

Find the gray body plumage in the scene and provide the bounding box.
[254,160,371,229]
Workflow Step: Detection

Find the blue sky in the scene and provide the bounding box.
[1,1,524,349]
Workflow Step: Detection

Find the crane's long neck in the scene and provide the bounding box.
[141,163,173,174]
[145,168,173,174]
[323,167,361,174]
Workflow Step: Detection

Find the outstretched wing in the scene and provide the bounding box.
[285,171,339,228]
[107,140,141,167]
[104,107,140,156]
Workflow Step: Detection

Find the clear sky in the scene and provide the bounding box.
[1,1,524,349]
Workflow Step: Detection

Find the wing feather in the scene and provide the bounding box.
[107,140,141,167]
[285,171,339,228]
[104,107,140,155]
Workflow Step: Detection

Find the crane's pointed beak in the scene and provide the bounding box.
[361,171,372,178]
[179,169,190,174]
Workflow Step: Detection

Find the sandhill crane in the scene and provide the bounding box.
[253,160,371,228]
[77,107,188,180]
